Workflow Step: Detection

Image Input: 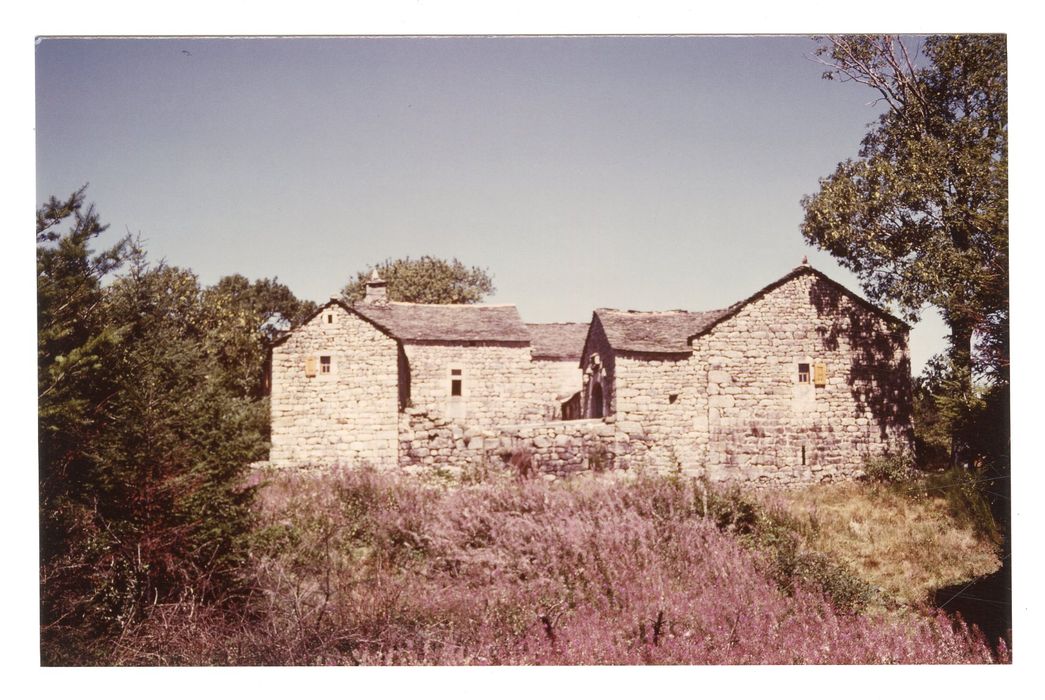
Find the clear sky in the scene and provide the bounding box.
[35,35,949,373]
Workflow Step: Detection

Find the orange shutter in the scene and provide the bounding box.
[813,362,827,387]
[305,356,318,377]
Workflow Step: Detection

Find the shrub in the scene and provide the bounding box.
[862,450,915,483]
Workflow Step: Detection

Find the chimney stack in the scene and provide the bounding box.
[363,269,388,304]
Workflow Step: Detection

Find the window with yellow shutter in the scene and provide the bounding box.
[813,362,827,387]
[305,356,318,377]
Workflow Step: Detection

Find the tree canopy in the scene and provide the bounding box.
[801,35,1008,388]
[340,255,495,305]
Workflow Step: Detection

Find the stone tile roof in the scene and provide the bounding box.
[351,301,531,343]
[525,322,591,361]
[594,308,733,354]
[685,264,909,342]
[591,265,909,356]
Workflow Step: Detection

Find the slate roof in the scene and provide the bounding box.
[526,322,590,361]
[351,301,531,343]
[593,308,733,354]
[590,264,908,356]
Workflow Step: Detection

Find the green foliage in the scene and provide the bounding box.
[861,450,915,483]
[702,483,875,613]
[802,35,1007,388]
[914,468,1000,544]
[201,274,318,399]
[341,255,495,305]
[38,190,314,663]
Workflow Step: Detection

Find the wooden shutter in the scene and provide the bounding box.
[305,355,318,377]
[813,362,827,387]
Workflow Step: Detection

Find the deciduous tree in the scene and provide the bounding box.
[801,35,1007,464]
[340,255,495,305]
[802,35,1007,383]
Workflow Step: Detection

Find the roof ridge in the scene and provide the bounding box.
[526,321,588,326]
[377,301,518,309]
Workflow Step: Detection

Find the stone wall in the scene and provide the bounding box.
[270,304,400,467]
[691,272,913,484]
[613,352,707,473]
[403,341,547,426]
[530,359,583,421]
[398,408,650,477]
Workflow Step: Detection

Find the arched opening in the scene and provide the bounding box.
[591,381,604,418]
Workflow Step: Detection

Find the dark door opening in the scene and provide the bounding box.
[591,381,604,418]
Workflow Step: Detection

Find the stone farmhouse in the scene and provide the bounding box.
[268,262,914,485]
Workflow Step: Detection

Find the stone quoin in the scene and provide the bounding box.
[268,262,914,484]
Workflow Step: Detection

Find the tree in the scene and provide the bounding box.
[800,35,1007,463]
[201,275,317,399]
[37,191,308,662]
[38,189,130,619]
[340,255,495,305]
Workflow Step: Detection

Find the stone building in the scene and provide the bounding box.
[579,263,913,483]
[269,273,585,467]
[268,263,913,484]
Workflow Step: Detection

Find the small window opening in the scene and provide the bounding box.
[801,445,807,466]
[450,369,462,397]
[798,363,810,383]
[326,314,334,324]
[320,355,331,374]
[668,393,678,404]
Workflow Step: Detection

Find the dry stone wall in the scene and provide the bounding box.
[270,304,400,467]
[399,408,649,478]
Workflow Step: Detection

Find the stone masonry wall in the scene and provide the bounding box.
[531,359,583,421]
[398,408,650,478]
[612,352,708,473]
[270,304,400,467]
[691,272,913,485]
[404,341,547,426]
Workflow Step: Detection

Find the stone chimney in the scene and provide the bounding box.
[363,269,388,304]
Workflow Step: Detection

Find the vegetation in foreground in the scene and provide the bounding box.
[97,468,1003,666]
[752,471,1001,609]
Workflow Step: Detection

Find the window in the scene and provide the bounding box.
[450,368,462,397]
[305,356,318,377]
[798,363,810,383]
[326,313,334,324]
[320,355,332,374]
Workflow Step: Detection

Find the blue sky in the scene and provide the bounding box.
[36,35,949,372]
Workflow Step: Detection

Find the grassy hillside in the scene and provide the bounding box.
[107,467,1004,665]
[751,474,1001,608]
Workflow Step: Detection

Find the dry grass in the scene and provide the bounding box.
[753,478,1002,607]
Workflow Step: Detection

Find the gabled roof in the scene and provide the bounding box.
[352,301,531,343]
[593,308,732,354]
[685,264,909,343]
[526,322,590,361]
[588,265,908,356]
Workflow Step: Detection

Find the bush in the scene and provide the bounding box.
[862,450,915,483]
